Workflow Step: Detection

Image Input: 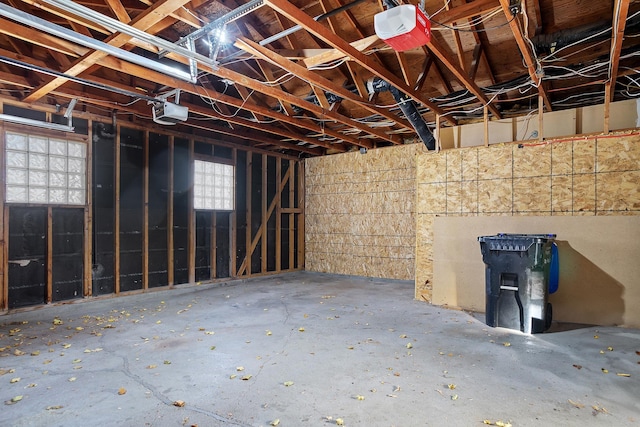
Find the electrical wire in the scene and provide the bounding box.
[430,13,516,33]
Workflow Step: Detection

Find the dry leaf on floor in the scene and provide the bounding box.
[53,319,63,325]
[636,350,640,356]
[266,330,272,336]
[270,419,280,426]
[241,375,252,380]
[451,394,458,400]
[406,343,413,349]
[164,360,171,365]
[283,381,294,387]
[31,351,40,356]
[607,346,613,351]
[503,342,511,347]
[236,367,244,371]
[46,405,63,410]
[593,335,599,339]
[355,395,365,400]
[173,400,185,407]
[298,327,305,332]
[147,365,157,369]
[572,364,582,370]
[229,374,237,379]
[568,399,585,408]
[447,384,456,390]
[68,377,76,382]
[336,418,344,425]
[5,395,23,405]
[118,388,126,395]
[601,368,609,373]
[616,373,631,377]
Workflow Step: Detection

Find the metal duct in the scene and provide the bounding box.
[367,78,435,150]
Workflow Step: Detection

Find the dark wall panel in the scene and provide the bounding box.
[235,151,247,274]
[51,208,83,302]
[148,133,169,288]
[8,207,46,308]
[195,211,211,282]
[173,137,190,285]
[119,127,143,292]
[92,122,115,295]
[215,213,231,278]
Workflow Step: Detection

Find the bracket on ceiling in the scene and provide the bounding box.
[0,98,77,132]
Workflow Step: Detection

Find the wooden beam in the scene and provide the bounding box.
[265,0,456,125]
[114,124,121,294]
[607,0,631,101]
[275,158,282,272]
[538,94,544,141]
[395,51,412,86]
[237,164,292,275]
[499,0,552,111]
[414,54,433,91]
[302,35,381,68]
[433,0,500,26]
[244,151,252,276]
[261,154,267,273]
[230,148,237,277]
[142,130,149,290]
[297,160,305,269]
[211,212,216,279]
[427,38,502,119]
[187,139,195,284]
[289,160,295,269]
[0,122,6,311]
[469,43,483,80]
[46,207,52,304]
[23,0,193,103]
[236,37,413,140]
[84,124,93,297]
[167,135,174,287]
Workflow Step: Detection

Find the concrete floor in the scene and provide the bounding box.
[1,272,638,427]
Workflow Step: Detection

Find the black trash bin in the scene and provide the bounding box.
[478,234,556,334]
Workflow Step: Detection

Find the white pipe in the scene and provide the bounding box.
[41,0,215,70]
[0,3,195,82]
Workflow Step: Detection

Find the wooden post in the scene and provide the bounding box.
[538,94,544,141]
[483,106,489,146]
[46,207,53,303]
[289,160,295,269]
[230,148,237,277]
[435,114,441,151]
[114,125,121,294]
[0,125,6,310]
[84,126,93,297]
[604,82,612,134]
[210,212,216,279]
[245,151,252,276]
[297,160,305,270]
[167,136,174,287]
[275,158,282,272]
[142,131,149,291]
[187,139,195,284]
[261,154,267,273]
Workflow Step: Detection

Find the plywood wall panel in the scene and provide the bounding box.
[513,144,551,177]
[573,173,596,213]
[596,134,640,173]
[551,141,573,175]
[597,170,640,212]
[446,151,462,182]
[477,145,512,179]
[477,179,512,214]
[573,138,596,174]
[461,149,478,181]
[306,144,419,281]
[551,175,572,213]
[461,181,478,214]
[513,176,552,213]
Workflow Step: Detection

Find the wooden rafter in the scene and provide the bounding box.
[498,0,552,111]
[427,38,502,118]
[607,0,631,101]
[265,0,456,125]
[23,0,192,103]
[433,0,500,25]
[236,37,414,135]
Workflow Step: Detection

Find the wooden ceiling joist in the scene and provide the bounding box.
[265,0,456,125]
[498,0,552,111]
[607,0,631,101]
[236,37,414,135]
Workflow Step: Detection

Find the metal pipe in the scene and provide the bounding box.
[0,114,74,132]
[220,0,370,64]
[0,55,158,102]
[41,0,215,72]
[0,3,195,83]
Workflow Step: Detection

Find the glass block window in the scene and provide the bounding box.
[5,131,87,205]
[193,160,234,211]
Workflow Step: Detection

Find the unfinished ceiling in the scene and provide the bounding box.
[0,0,638,156]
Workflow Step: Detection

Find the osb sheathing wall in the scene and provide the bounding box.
[416,132,640,302]
[305,144,420,280]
